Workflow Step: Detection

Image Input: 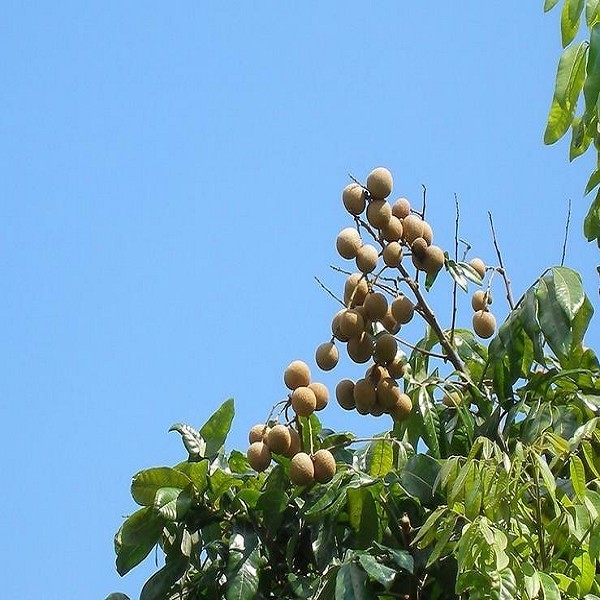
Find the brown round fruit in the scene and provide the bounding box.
[391,295,415,324]
[469,257,486,279]
[336,379,356,410]
[383,241,403,267]
[248,423,270,444]
[422,221,433,245]
[443,391,462,408]
[363,292,388,321]
[285,427,302,458]
[366,364,389,385]
[291,386,317,417]
[421,245,445,275]
[373,333,398,365]
[370,401,386,416]
[342,183,366,215]
[284,360,311,390]
[390,393,413,421]
[473,310,496,339]
[290,452,315,486]
[471,290,491,312]
[392,197,411,219]
[381,215,403,241]
[346,332,374,364]
[402,214,425,244]
[366,167,393,199]
[266,424,292,455]
[366,199,392,229]
[387,356,406,379]
[353,378,377,414]
[309,382,329,411]
[377,377,401,409]
[339,309,365,339]
[247,441,272,472]
[315,341,339,371]
[355,244,379,273]
[331,309,351,342]
[411,237,428,259]
[336,227,362,260]
[312,449,336,483]
[381,308,401,334]
[344,273,369,307]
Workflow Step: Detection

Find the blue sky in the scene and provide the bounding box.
[1,3,598,599]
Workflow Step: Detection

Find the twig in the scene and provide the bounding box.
[395,336,449,360]
[450,194,460,344]
[488,212,515,310]
[421,184,427,219]
[560,198,571,267]
[314,276,344,306]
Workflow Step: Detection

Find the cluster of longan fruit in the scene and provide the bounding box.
[246,360,336,486]
[469,260,496,339]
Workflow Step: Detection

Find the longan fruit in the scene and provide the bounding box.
[363,292,388,321]
[366,167,393,199]
[336,379,356,410]
[383,241,403,267]
[346,332,374,364]
[247,441,272,472]
[469,257,486,279]
[344,273,369,307]
[387,356,406,379]
[284,360,311,390]
[366,200,392,229]
[312,449,336,483]
[342,183,366,215]
[291,386,317,417]
[473,310,496,339]
[290,452,315,486]
[391,295,415,324]
[377,377,401,410]
[248,423,270,444]
[285,427,302,458]
[422,221,433,245]
[266,424,292,455]
[370,401,386,417]
[411,237,428,260]
[353,378,377,414]
[332,309,351,342]
[471,290,491,312]
[390,393,413,421]
[336,227,362,260]
[339,308,365,339]
[355,244,379,274]
[373,333,398,365]
[315,341,339,371]
[309,381,329,411]
[392,197,411,219]
[366,364,389,385]
[402,214,425,244]
[381,215,403,242]
[443,391,462,408]
[381,308,401,334]
[421,245,445,275]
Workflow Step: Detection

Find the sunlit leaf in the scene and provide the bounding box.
[366,439,394,477]
[199,398,235,458]
[400,454,440,506]
[131,467,192,506]
[357,553,396,589]
[154,486,193,521]
[561,0,585,47]
[570,454,588,498]
[169,423,206,458]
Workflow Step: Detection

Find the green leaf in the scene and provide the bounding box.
[169,423,206,458]
[570,454,588,498]
[115,507,164,576]
[495,568,518,600]
[446,259,469,292]
[174,459,209,493]
[225,530,261,600]
[131,467,193,506]
[357,553,396,589]
[570,116,594,160]
[199,398,235,458]
[154,487,193,521]
[585,168,600,194]
[545,41,588,144]
[385,548,414,574]
[140,556,188,600]
[552,266,585,319]
[584,187,600,241]
[400,454,440,506]
[562,0,585,47]
[535,454,557,501]
[105,595,130,600]
[416,386,441,458]
[587,0,600,25]
[539,572,561,600]
[347,487,380,548]
[335,562,371,600]
[585,24,600,113]
[545,0,561,11]
[366,439,394,477]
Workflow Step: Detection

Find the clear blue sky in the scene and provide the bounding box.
[1,3,598,599]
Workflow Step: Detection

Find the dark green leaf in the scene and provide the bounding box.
[225,530,261,600]
[585,24,600,113]
[561,0,585,47]
[105,594,130,600]
[140,556,187,600]
[154,487,193,521]
[357,553,396,589]
[366,439,394,477]
[585,168,600,194]
[570,117,594,160]
[400,454,441,506]
[199,398,235,458]
[384,547,414,574]
[347,487,380,549]
[131,467,193,506]
[584,188,600,241]
[335,562,371,600]
[416,386,441,458]
[545,41,588,144]
[174,459,209,493]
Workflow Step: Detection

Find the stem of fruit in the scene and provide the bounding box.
[488,212,515,310]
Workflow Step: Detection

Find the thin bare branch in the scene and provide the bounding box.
[488,212,515,310]
[560,198,571,267]
[314,276,344,306]
[450,193,460,344]
[395,336,449,360]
